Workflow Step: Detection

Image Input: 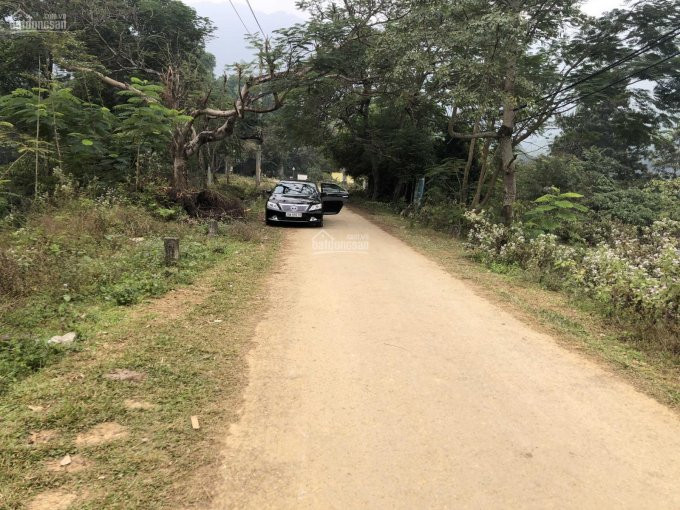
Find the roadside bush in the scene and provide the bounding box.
[465,211,680,348]
[590,179,680,227]
[411,201,467,234]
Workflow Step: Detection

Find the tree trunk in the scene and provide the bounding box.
[278,161,285,178]
[255,144,262,186]
[171,130,189,190]
[392,180,405,202]
[471,138,491,210]
[500,54,517,224]
[135,144,141,191]
[479,156,502,210]
[172,152,189,190]
[370,154,379,200]
[460,120,479,205]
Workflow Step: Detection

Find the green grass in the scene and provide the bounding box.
[0,204,282,508]
[0,195,271,393]
[353,203,680,410]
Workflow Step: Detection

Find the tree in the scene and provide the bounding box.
[550,1,680,179]
[47,0,319,190]
[114,78,193,189]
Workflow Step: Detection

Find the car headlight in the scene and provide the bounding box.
[266,201,279,210]
[308,203,322,211]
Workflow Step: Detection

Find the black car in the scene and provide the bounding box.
[265,180,348,227]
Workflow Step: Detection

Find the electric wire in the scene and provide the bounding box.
[244,0,266,37]
[228,0,252,35]
[553,50,680,115]
[515,24,680,111]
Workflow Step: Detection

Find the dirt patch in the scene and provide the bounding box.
[45,454,92,474]
[27,490,77,510]
[124,399,156,410]
[103,369,146,382]
[75,422,129,447]
[28,429,58,445]
[131,284,211,325]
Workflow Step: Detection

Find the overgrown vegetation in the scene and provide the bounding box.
[0,184,263,394]
[0,218,282,509]
[464,211,679,351]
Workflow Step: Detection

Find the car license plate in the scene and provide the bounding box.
[286,212,302,218]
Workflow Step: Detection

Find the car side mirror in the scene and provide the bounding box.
[320,191,327,197]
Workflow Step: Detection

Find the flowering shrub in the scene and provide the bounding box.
[464,211,680,334]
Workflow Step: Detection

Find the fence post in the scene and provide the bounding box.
[164,237,180,266]
[208,220,218,236]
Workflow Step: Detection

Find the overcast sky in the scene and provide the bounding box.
[184,0,628,17]
[183,0,630,69]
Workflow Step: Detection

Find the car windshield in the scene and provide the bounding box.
[274,183,317,196]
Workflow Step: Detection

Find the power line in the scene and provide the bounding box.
[519,143,551,156]
[244,0,266,37]
[515,24,680,111]
[555,26,679,95]
[554,50,680,115]
[228,0,252,35]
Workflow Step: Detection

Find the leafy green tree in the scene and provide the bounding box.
[114,78,192,189]
[0,82,121,192]
[550,0,680,179]
[590,179,680,227]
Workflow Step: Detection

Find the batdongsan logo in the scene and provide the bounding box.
[4,7,67,32]
[312,230,369,254]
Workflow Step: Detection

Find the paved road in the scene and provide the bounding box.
[210,208,680,509]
